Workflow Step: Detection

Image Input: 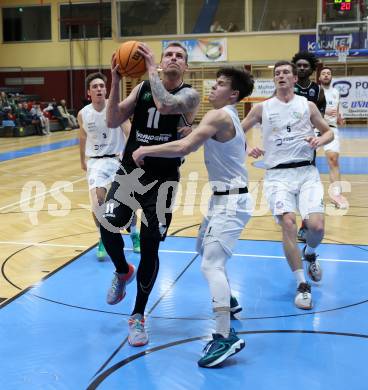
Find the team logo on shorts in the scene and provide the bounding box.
[309,89,316,97]
[275,201,284,209]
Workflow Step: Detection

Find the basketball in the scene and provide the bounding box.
[115,40,146,78]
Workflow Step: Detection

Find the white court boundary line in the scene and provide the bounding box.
[0,241,89,249]
[0,177,85,212]
[156,249,368,265]
[1,241,366,265]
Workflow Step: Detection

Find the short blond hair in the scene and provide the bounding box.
[162,41,188,63]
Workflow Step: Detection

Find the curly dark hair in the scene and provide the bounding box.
[291,51,319,71]
[216,67,254,101]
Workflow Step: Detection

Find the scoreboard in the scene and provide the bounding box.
[334,0,352,11]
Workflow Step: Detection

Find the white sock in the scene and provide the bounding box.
[304,245,316,256]
[130,225,137,234]
[201,241,231,338]
[214,310,230,338]
[294,269,306,286]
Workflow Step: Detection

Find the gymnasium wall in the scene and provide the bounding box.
[0,0,365,112]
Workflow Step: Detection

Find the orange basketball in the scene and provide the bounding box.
[115,41,146,78]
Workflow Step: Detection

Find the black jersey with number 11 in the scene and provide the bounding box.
[122,80,192,176]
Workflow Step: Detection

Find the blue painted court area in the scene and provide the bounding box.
[1,236,368,389]
[339,126,368,139]
[0,138,79,162]
[316,156,368,174]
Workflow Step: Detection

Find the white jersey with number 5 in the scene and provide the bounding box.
[80,102,124,157]
[261,95,315,169]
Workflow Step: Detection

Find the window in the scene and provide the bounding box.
[2,6,51,42]
[60,2,111,39]
[185,0,245,34]
[252,0,317,31]
[118,0,177,37]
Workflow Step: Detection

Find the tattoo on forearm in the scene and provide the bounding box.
[149,72,199,112]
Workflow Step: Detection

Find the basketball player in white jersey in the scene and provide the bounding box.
[78,72,140,260]
[242,61,333,310]
[132,68,254,368]
[319,66,348,209]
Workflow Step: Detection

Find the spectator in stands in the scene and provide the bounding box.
[0,92,11,110]
[295,16,304,29]
[279,19,291,30]
[270,20,278,30]
[57,99,78,129]
[227,22,239,32]
[14,102,42,135]
[45,100,69,130]
[14,102,30,127]
[0,92,11,121]
[31,102,51,135]
[210,20,225,33]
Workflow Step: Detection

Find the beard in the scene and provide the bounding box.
[321,80,332,87]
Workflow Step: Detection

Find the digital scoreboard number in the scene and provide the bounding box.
[334,0,352,11]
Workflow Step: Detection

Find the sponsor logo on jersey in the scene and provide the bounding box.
[142,92,152,102]
[136,129,172,143]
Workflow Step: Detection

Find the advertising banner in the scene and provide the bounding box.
[299,34,368,57]
[162,39,227,62]
[203,79,275,102]
[333,77,368,118]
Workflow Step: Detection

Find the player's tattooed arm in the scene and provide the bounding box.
[149,72,200,115]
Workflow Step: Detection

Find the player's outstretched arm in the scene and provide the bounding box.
[132,109,227,166]
[78,112,87,171]
[307,102,334,148]
[106,53,140,128]
[150,77,200,115]
[241,104,263,133]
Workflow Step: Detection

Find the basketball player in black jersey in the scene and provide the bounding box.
[99,41,200,346]
[292,51,326,116]
[292,51,327,244]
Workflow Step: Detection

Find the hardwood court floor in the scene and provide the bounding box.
[0,127,367,302]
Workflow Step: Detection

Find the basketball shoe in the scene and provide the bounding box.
[294,282,312,310]
[302,246,322,282]
[297,225,307,243]
[128,313,148,346]
[230,296,242,315]
[106,264,136,305]
[198,328,245,368]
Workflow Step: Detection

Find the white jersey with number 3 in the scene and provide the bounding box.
[262,95,315,169]
[80,102,124,157]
